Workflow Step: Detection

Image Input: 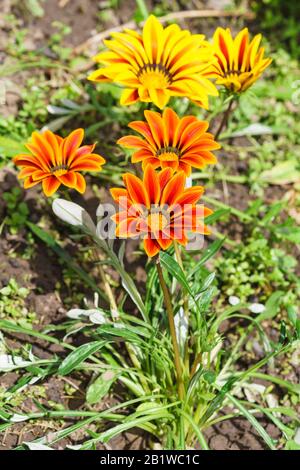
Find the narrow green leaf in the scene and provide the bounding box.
[58,341,106,375]
[159,251,193,297]
[87,371,117,404]
[189,238,225,278]
[257,291,283,322]
[205,209,230,225]
[226,393,277,450]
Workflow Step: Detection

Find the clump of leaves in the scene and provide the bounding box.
[214,202,300,306]
[3,187,29,234]
[0,278,36,325]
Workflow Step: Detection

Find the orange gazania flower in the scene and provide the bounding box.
[110,165,212,257]
[117,108,220,176]
[88,15,218,109]
[207,27,272,93]
[13,129,106,197]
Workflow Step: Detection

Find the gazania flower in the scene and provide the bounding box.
[13,129,105,196]
[110,165,212,257]
[88,15,218,109]
[117,108,220,176]
[207,27,272,93]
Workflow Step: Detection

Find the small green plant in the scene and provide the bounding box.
[0,279,36,325]
[3,187,29,234]
[215,203,300,306]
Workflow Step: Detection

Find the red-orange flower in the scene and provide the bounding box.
[13,129,106,196]
[110,165,212,257]
[117,108,220,176]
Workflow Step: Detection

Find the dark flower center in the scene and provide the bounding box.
[50,164,69,174]
[224,69,243,77]
[137,63,173,84]
[156,146,181,157]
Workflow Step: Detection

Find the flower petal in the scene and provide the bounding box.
[42,176,61,197]
[143,165,160,205]
[143,236,161,257]
[123,173,150,208]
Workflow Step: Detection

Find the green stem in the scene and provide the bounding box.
[215,98,235,139]
[202,195,252,222]
[135,0,149,20]
[191,172,247,184]
[156,259,185,401]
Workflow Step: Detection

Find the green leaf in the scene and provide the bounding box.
[189,238,225,278]
[0,136,27,158]
[284,440,300,450]
[260,160,300,185]
[275,226,300,244]
[226,123,274,138]
[256,291,283,322]
[205,209,230,225]
[86,371,117,404]
[198,272,215,294]
[58,341,106,375]
[261,201,285,224]
[226,394,277,450]
[159,251,193,297]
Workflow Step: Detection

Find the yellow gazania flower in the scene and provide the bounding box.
[88,15,218,109]
[207,27,272,93]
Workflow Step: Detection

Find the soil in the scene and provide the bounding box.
[0,0,298,452]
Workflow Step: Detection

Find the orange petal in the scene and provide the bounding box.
[173,116,198,147]
[13,154,44,170]
[179,121,209,152]
[128,121,157,148]
[123,173,149,207]
[181,155,206,169]
[24,176,40,189]
[161,171,185,206]
[31,169,48,181]
[110,187,129,202]
[75,144,96,158]
[42,176,61,197]
[57,171,77,188]
[29,131,55,167]
[143,165,160,205]
[175,186,204,206]
[141,158,161,171]
[144,110,164,148]
[158,167,173,192]
[17,167,36,179]
[120,88,139,106]
[143,236,160,257]
[162,108,179,146]
[74,173,86,194]
[44,130,61,166]
[70,160,104,172]
[116,218,139,238]
[131,149,153,163]
[63,129,84,163]
[117,135,151,150]
[156,236,172,251]
[178,161,191,176]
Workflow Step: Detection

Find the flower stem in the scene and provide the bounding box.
[215,98,235,140]
[98,256,118,313]
[174,241,189,316]
[174,241,190,373]
[156,258,185,400]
